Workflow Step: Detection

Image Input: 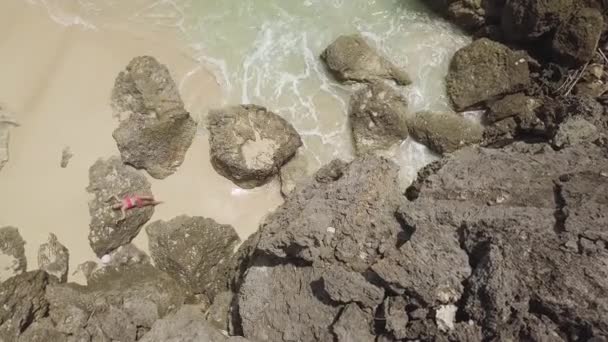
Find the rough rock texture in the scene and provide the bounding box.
[332,303,375,342]
[0,271,55,340]
[206,291,234,331]
[59,146,72,168]
[86,156,154,257]
[486,93,541,124]
[446,0,486,31]
[146,215,241,299]
[553,117,599,148]
[408,111,483,154]
[111,56,196,179]
[73,243,150,284]
[278,150,316,197]
[552,8,604,67]
[321,34,411,85]
[0,226,26,282]
[446,38,530,110]
[539,95,607,139]
[406,143,608,340]
[140,305,249,342]
[45,263,187,342]
[207,105,302,189]
[0,109,18,173]
[501,0,574,42]
[38,233,69,283]
[349,82,409,155]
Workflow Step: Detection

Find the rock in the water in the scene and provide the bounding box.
[405,143,608,339]
[278,150,316,197]
[111,56,196,179]
[0,226,26,281]
[0,271,56,340]
[501,0,574,42]
[446,38,530,110]
[86,156,154,257]
[0,109,18,173]
[552,7,604,67]
[207,104,302,189]
[331,303,375,342]
[553,117,599,148]
[146,215,241,299]
[60,146,72,168]
[321,34,411,85]
[46,263,187,342]
[407,111,482,154]
[140,305,248,342]
[446,0,486,30]
[349,82,409,155]
[38,233,69,283]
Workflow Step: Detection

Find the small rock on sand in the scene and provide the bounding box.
[0,108,18,173]
[37,233,69,283]
[60,146,72,168]
[207,104,302,189]
[0,226,27,282]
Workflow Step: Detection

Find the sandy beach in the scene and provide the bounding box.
[0,0,282,284]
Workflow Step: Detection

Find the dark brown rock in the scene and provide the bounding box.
[501,0,575,42]
[552,8,604,67]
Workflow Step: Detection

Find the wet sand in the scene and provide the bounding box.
[0,0,283,284]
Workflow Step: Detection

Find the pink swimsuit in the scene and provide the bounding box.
[122,196,143,210]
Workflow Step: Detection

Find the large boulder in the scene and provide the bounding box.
[349,82,409,155]
[86,156,154,257]
[38,233,69,283]
[0,226,26,281]
[45,263,187,341]
[446,38,530,110]
[552,8,604,67]
[501,0,574,42]
[140,305,249,342]
[0,271,56,340]
[405,143,608,339]
[321,34,411,86]
[146,216,241,300]
[207,105,302,188]
[0,109,18,173]
[407,111,483,154]
[111,56,197,179]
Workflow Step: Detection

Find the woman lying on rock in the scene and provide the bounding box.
[106,194,162,223]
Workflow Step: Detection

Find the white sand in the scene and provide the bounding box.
[0,0,283,284]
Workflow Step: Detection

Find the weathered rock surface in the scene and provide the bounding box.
[501,0,574,42]
[332,303,375,342]
[539,95,607,140]
[278,150,316,197]
[86,156,154,257]
[111,56,196,179]
[45,263,187,342]
[0,109,18,173]
[0,226,26,281]
[408,111,483,154]
[446,38,530,110]
[405,143,608,339]
[206,291,234,331]
[146,215,241,299]
[349,82,409,155]
[486,93,541,124]
[321,34,411,85]
[140,305,249,342]
[207,104,302,188]
[0,271,55,340]
[553,117,599,148]
[38,233,69,283]
[552,8,604,67]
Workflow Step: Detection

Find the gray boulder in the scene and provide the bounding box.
[349,82,409,155]
[206,291,234,331]
[140,305,249,342]
[446,38,530,110]
[0,271,56,340]
[501,0,574,42]
[552,7,604,67]
[46,263,187,342]
[321,34,411,86]
[146,215,241,299]
[408,111,483,154]
[0,109,18,173]
[0,226,26,282]
[111,56,196,179]
[86,156,154,257]
[38,233,69,283]
[278,150,316,197]
[406,143,608,339]
[207,104,302,188]
[553,117,599,148]
[332,303,375,342]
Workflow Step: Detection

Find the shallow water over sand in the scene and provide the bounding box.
[0,0,468,283]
